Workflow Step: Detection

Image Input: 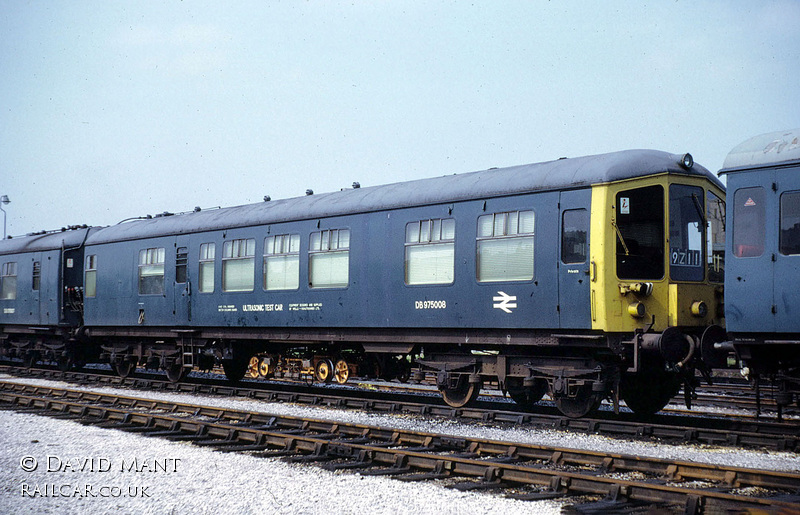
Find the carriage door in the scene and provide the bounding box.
[775,169,800,332]
[558,189,591,329]
[174,240,191,324]
[730,181,775,333]
[31,253,44,324]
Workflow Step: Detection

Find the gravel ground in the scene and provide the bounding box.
[1,410,559,515]
[1,373,797,514]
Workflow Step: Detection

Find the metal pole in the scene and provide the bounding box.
[0,195,9,239]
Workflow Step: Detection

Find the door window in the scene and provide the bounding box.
[561,209,588,264]
[780,191,800,255]
[615,185,664,280]
[732,187,765,258]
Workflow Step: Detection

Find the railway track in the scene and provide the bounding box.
[2,365,798,452]
[4,359,791,417]
[1,380,798,514]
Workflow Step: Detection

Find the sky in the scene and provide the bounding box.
[1,1,799,237]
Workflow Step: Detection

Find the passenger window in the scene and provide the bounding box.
[175,247,188,284]
[309,229,349,288]
[732,187,765,258]
[138,248,165,295]
[405,219,455,285]
[1,262,18,300]
[561,209,587,264]
[85,255,97,298]
[222,239,255,292]
[264,234,300,290]
[616,185,664,280]
[32,261,41,291]
[198,243,215,293]
[476,211,534,282]
[669,184,705,281]
[780,191,800,255]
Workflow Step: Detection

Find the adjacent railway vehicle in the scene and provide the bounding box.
[0,148,730,417]
[720,128,800,414]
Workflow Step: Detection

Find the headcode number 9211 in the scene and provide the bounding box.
[415,300,447,310]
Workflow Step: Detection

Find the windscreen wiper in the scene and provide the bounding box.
[612,220,630,255]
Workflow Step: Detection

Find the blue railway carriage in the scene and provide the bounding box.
[0,226,99,369]
[72,148,726,418]
[0,149,727,417]
[720,128,800,413]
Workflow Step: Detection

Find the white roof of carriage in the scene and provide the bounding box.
[721,128,800,172]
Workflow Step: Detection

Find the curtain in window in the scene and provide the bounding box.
[223,258,254,292]
[405,243,454,285]
[477,237,534,282]
[265,255,300,290]
[309,251,349,288]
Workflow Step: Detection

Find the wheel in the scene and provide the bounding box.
[165,363,188,382]
[114,359,136,378]
[552,383,603,418]
[245,356,261,379]
[56,354,74,372]
[441,377,481,408]
[395,361,411,383]
[22,351,39,369]
[315,359,334,383]
[620,372,681,416]
[333,358,349,384]
[507,378,548,410]
[222,356,249,382]
[390,356,412,383]
[258,358,273,378]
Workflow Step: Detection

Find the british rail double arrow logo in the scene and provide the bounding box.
[493,291,517,313]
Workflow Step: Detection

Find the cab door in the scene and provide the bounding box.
[558,189,592,329]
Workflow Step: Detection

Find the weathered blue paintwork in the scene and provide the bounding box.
[0,227,96,326]
[79,149,716,333]
[721,129,800,336]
